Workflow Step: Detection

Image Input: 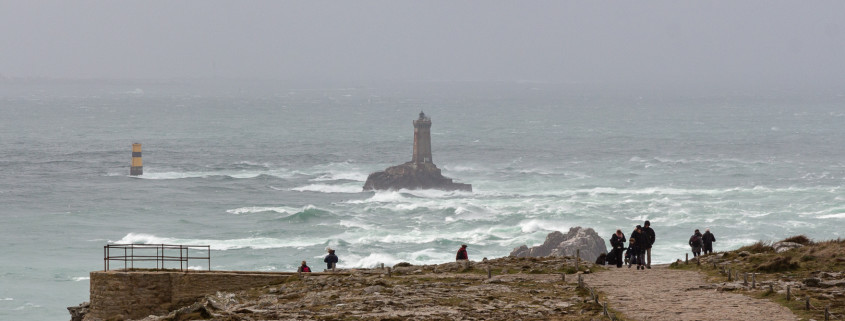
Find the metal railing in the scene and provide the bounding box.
[104,244,211,271]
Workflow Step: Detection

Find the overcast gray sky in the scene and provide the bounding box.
[1,1,843,89]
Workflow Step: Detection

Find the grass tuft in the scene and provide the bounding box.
[780,235,813,245]
[738,241,774,254]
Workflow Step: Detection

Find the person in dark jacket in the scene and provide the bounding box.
[702,228,716,254]
[299,260,311,273]
[628,237,645,269]
[629,225,644,251]
[642,220,656,269]
[324,248,339,270]
[689,229,703,257]
[609,229,626,268]
[456,244,468,261]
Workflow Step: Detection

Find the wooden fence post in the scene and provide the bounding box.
[825,305,830,321]
[786,285,791,301]
[806,296,810,310]
[743,272,748,286]
[769,284,773,293]
[561,273,565,282]
[685,253,689,264]
[387,267,392,277]
[752,273,756,289]
[487,266,491,279]
[603,302,608,316]
[728,268,732,281]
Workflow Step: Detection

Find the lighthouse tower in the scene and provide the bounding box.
[412,111,432,165]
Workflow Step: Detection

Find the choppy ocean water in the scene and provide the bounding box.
[1,80,843,320]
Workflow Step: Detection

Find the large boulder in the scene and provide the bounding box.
[510,227,607,263]
[363,162,471,192]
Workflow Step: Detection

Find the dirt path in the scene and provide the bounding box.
[582,264,798,321]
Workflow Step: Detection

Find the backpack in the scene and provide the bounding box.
[690,234,702,247]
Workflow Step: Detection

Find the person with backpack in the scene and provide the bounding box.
[456,244,468,261]
[702,228,716,254]
[299,260,311,273]
[609,229,626,268]
[689,229,703,257]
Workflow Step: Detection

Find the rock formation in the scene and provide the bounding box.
[510,227,607,263]
[363,112,471,192]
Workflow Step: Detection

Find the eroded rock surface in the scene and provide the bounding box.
[510,227,607,263]
[363,162,471,192]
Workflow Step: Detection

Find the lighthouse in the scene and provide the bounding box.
[363,112,471,192]
[412,111,433,165]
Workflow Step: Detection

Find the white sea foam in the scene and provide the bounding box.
[291,184,362,193]
[226,206,295,215]
[1,298,12,301]
[72,277,90,282]
[518,219,569,234]
[819,213,845,219]
[12,303,41,310]
[112,233,323,250]
[135,168,294,180]
[342,252,401,268]
[310,171,368,182]
[188,266,205,270]
[338,220,374,229]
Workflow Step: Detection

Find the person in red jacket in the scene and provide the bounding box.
[299,261,311,273]
[456,244,468,261]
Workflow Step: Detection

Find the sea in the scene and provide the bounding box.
[1,80,843,320]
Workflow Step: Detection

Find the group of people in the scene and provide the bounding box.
[688,228,716,257]
[297,248,339,273]
[297,226,715,272]
[608,220,656,269]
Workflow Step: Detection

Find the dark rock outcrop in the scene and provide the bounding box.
[363,162,471,192]
[510,227,607,263]
[67,301,89,321]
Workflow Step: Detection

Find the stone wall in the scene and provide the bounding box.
[85,270,301,321]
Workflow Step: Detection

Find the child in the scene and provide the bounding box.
[628,238,644,269]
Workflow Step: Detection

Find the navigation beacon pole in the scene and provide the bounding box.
[130,143,143,176]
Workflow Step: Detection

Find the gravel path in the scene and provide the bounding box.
[582,264,798,321]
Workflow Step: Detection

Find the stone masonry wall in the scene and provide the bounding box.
[85,270,296,321]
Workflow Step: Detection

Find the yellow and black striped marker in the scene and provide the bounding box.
[130,143,143,176]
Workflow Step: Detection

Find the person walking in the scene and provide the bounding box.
[298,260,311,273]
[642,220,655,269]
[324,248,339,270]
[610,229,626,268]
[689,229,703,257]
[702,228,716,254]
[456,244,468,261]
